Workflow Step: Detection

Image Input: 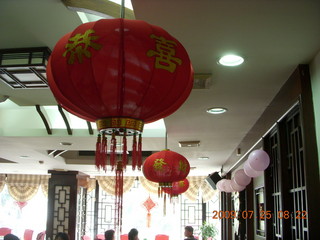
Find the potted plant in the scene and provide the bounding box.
[200,221,218,240]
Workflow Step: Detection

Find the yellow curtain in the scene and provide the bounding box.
[96,176,135,195]
[40,175,50,197]
[0,174,6,193]
[87,178,96,193]
[184,176,217,202]
[6,174,41,202]
[138,176,158,194]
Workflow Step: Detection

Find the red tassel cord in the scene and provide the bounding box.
[147,212,151,228]
[101,132,107,171]
[110,131,116,171]
[115,161,124,233]
[95,134,102,169]
[122,132,127,170]
[132,133,137,170]
[138,133,142,170]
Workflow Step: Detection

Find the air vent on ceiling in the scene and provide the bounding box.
[178,141,200,147]
[193,74,212,89]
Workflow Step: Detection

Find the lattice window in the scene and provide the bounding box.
[268,130,283,239]
[181,196,202,236]
[285,110,308,239]
[53,186,70,235]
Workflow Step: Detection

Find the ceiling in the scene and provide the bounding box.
[0,0,320,177]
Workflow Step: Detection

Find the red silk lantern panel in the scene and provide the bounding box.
[163,178,189,197]
[142,150,190,191]
[47,18,194,169]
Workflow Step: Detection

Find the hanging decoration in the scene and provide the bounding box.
[163,178,189,199]
[47,15,193,232]
[47,18,194,171]
[16,201,28,210]
[142,196,157,228]
[142,150,190,194]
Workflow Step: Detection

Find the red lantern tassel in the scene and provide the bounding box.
[122,132,127,170]
[101,133,107,171]
[163,193,167,216]
[95,134,102,169]
[115,161,124,233]
[147,212,151,228]
[138,133,142,170]
[110,132,116,171]
[132,133,137,170]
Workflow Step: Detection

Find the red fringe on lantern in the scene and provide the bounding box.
[132,133,137,170]
[122,132,127,170]
[138,134,142,170]
[95,134,102,169]
[115,161,124,233]
[147,212,151,228]
[110,132,116,171]
[101,133,107,171]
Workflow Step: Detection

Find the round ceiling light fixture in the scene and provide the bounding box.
[218,54,244,66]
[206,107,227,115]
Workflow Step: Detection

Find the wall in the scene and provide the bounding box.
[310,50,320,174]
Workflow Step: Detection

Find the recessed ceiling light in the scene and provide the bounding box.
[198,157,209,160]
[206,107,227,114]
[218,54,244,66]
[60,142,72,146]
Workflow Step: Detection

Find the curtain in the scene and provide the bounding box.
[87,178,96,193]
[6,174,41,202]
[40,175,50,197]
[96,176,135,195]
[139,176,158,194]
[184,176,216,202]
[0,174,6,193]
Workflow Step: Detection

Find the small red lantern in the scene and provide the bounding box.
[142,149,190,194]
[163,178,189,197]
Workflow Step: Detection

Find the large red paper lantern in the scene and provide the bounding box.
[47,18,194,170]
[142,150,190,192]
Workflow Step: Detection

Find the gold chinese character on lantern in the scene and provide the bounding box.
[153,158,167,171]
[147,34,182,73]
[178,180,185,187]
[63,29,102,64]
[179,160,188,173]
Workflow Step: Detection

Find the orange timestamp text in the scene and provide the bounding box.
[212,210,308,220]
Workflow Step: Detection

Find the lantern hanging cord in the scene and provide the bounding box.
[120,0,125,18]
[165,131,168,150]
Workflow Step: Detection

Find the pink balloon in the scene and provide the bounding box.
[223,180,234,193]
[231,178,246,192]
[244,160,264,178]
[216,179,227,192]
[248,149,270,171]
[234,169,251,186]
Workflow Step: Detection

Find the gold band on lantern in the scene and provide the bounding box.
[96,117,144,132]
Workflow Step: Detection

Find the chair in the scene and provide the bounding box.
[120,234,128,240]
[95,234,105,240]
[36,231,46,240]
[0,228,12,236]
[155,234,169,240]
[24,229,34,240]
[82,236,91,240]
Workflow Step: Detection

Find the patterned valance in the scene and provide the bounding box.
[6,174,41,202]
[139,176,158,194]
[96,176,135,195]
[184,176,217,202]
[0,174,6,193]
[40,175,50,197]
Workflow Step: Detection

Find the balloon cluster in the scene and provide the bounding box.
[217,149,270,193]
